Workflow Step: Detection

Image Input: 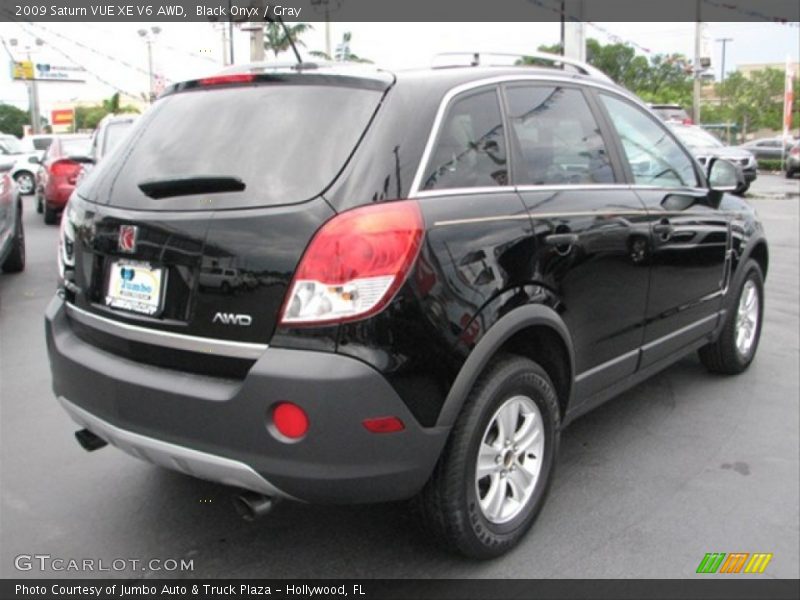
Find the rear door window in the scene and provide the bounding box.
[82,82,384,210]
[421,88,508,191]
[505,85,614,186]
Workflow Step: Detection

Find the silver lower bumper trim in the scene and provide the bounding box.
[58,397,292,500]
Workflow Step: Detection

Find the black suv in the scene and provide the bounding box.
[46,55,768,558]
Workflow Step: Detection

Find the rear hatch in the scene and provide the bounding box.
[63,71,392,376]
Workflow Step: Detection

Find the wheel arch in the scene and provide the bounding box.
[747,239,768,280]
[436,304,575,428]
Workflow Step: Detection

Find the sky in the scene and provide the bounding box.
[1,21,799,118]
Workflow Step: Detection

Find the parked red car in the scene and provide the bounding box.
[36,134,91,224]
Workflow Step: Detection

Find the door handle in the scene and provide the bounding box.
[653,219,673,239]
[544,233,579,247]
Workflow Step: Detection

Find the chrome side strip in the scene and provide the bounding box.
[575,349,639,383]
[58,397,293,499]
[640,313,720,352]
[575,313,722,382]
[65,303,268,360]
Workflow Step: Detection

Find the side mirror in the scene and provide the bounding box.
[706,158,738,192]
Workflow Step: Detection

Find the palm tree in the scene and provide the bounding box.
[263,22,313,58]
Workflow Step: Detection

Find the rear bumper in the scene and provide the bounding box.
[46,295,449,503]
[44,180,73,208]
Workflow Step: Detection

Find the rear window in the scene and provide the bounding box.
[61,137,91,156]
[90,83,382,210]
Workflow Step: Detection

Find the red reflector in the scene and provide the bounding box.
[272,403,308,439]
[198,73,255,86]
[363,417,405,434]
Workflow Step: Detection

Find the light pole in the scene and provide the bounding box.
[311,0,341,59]
[715,37,733,85]
[10,37,44,134]
[137,26,161,103]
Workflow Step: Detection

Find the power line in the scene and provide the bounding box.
[0,35,16,61]
[21,20,171,83]
[6,18,143,102]
[82,22,218,65]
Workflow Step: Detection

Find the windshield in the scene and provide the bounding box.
[62,137,92,156]
[0,136,24,155]
[671,126,724,149]
[90,83,383,210]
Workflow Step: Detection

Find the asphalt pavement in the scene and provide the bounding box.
[1,173,798,579]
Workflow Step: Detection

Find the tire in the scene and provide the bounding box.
[36,194,43,214]
[734,182,750,196]
[2,206,25,273]
[698,259,764,374]
[417,355,560,558]
[14,171,35,195]
[44,203,59,225]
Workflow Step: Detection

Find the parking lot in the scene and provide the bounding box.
[1,174,798,579]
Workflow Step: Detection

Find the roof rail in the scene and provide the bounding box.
[431,51,613,83]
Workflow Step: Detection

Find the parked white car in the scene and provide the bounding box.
[0,134,44,195]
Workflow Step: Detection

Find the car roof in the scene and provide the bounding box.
[182,60,627,98]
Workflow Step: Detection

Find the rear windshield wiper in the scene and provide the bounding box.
[138,176,245,199]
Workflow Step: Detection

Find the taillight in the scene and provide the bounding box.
[280,200,424,326]
[682,118,693,125]
[199,73,255,86]
[58,203,75,280]
[50,159,81,183]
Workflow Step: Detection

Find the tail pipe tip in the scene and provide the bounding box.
[75,429,108,452]
[233,491,277,521]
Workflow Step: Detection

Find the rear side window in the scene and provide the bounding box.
[92,84,382,209]
[601,94,698,188]
[102,122,134,156]
[505,85,614,186]
[422,89,508,191]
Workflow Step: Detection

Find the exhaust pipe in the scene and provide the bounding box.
[233,491,276,521]
[75,429,108,452]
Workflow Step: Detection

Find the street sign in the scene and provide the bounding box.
[51,109,74,128]
[11,60,34,80]
[10,60,86,82]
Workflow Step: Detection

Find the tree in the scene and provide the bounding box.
[73,93,139,131]
[0,104,30,137]
[263,22,313,58]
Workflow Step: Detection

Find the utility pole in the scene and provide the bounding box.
[693,2,703,125]
[715,37,733,84]
[27,50,41,134]
[248,25,265,62]
[138,27,161,102]
[311,0,339,58]
[10,37,44,134]
[228,0,235,64]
